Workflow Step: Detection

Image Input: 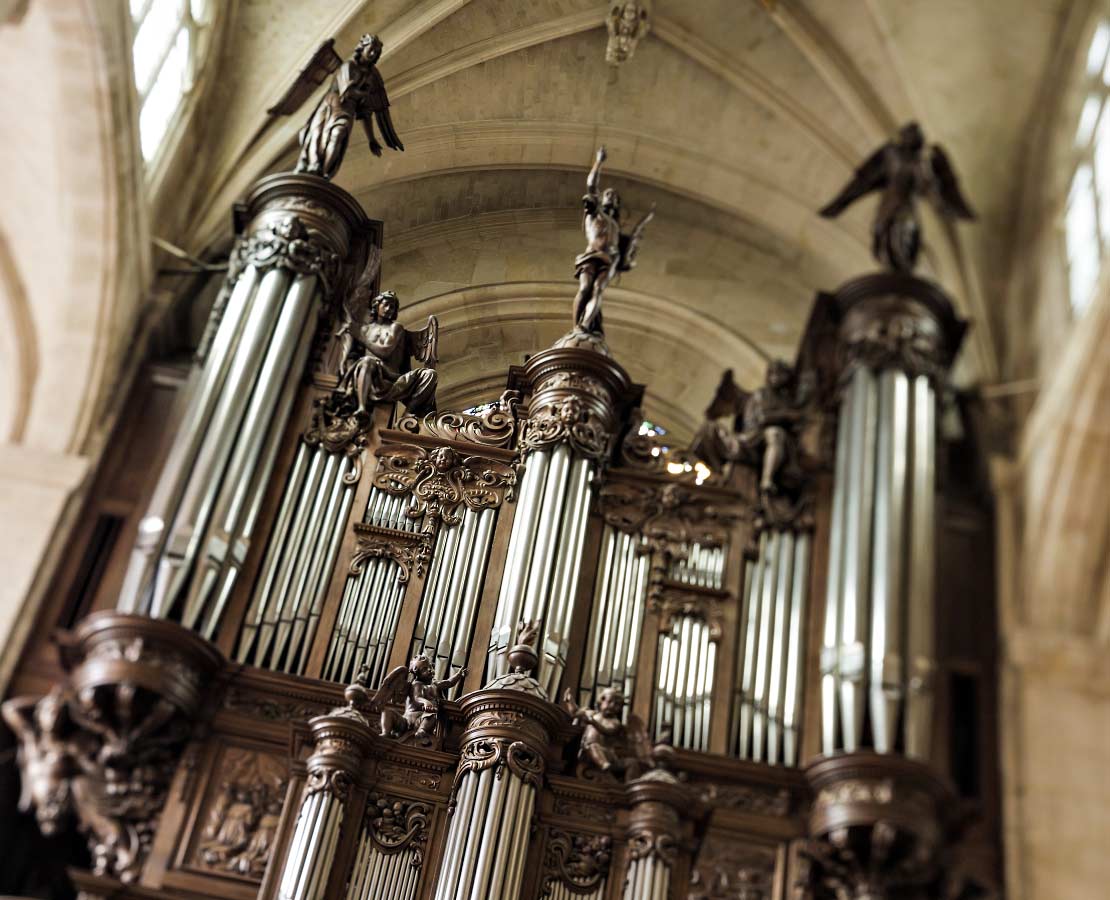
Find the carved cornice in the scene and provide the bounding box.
[364,793,431,865]
[394,391,522,448]
[542,828,612,896]
[697,782,792,818]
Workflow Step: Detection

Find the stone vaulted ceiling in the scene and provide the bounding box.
[179,0,1067,441]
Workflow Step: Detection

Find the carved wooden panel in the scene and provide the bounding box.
[690,831,782,900]
[179,744,289,884]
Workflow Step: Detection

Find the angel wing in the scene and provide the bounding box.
[617,205,655,272]
[407,315,439,368]
[339,245,381,344]
[267,39,342,116]
[703,369,748,421]
[372,664,409,708]
[356,67,405,156]
[928,144,975,220]
[819,142,890,218]
[625,713,656,766]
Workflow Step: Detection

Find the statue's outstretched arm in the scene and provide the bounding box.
[585,146,607,198]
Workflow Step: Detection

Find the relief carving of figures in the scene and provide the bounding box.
[542,829,612,896]
[690,835,777,900]
[819,121,975,273]
[372,655,467,747]
[364,793,430,864]
[332,254,439,417]
[606,1,651,67]
[294,34,404,181]
[194,748,288,879]
[561,686,670,782]
[571,146,654,336]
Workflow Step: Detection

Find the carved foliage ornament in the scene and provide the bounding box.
[373,443,518,528]
[304,392,372,484]
[651,585,725,640]
[542,829,612,896]
[600,481,738,552]
[240,214,342,297]
[305,764,355,803]
[349,524,423,583]
[449,738,544,811]
[839,301,949,384]
[395,391,522,448]
[519,394,609,461]
[364,793,431,866]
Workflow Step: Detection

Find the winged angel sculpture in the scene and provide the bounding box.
[334,252,439,417]
[561,686,670,781]
[819,122,975,272]
[690,362,811,494]
[273,34,404,180]
[370,656,467,746]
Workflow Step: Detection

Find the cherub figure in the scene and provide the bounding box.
[573,146,655,335]
[294,34,404,180]
[335,254,439,416]
[561,686,658,781]
[374,655,468,745]
[819,121,975,273]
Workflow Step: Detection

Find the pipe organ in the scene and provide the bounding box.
[2,118,1000,900]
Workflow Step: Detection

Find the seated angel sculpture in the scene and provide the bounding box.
[372,655,467,746]
[336,286,439,417]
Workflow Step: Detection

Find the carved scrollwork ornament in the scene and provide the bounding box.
[627,828,678,865]
[304,765,354,802]
[839,303,949,385]
[542,829,612,896]
[364,793,431,866]
[601,480,738,549]
[373,443,519,527]
[395,390,522,448]
[649,587,725,641]
[449,737,545,812]
[304,390,372,484]
[518,395,610,461]
[241,214,342,298]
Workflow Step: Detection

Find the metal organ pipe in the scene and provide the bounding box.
[818,359,943,758]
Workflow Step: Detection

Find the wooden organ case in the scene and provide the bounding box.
[1,165,1001,900]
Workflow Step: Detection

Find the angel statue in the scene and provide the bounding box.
[335,258,438,416]
[573,146,655,335]
[819,121,975,273]
[292,33,404,180]
[374,655,468,745]
[561,686,661,781]
[690,361,811,494]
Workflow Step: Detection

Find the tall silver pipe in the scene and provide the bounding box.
[906,375,936,758]
[738,532,767,759]
[752,530,781,761]
[783,532,811,766]
[151,266,293,619]
[521,444,571,626]
[489,449,550,675]
[821,395,852,754]
[301,483,356,665]
[766,531,795,764]
[414,527,450,649]
[118,265,262,613]
[839,368,878,752]
[449,508,496,684]
[546,457,592,694]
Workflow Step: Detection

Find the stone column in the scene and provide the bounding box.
[485,345,633,695]
[276,691,376,900]
[117,173,370,641]
[816,273,966,759]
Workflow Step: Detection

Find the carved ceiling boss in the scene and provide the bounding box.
[573,146,655,335]
[293,33,404,180]
[819,121,975,273]
[606,1,651,67]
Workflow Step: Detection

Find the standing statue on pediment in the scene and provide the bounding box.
[293,33,404,180]
[572,146,655,335]
[334,257,439,416]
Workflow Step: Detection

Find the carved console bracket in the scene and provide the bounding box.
[542,828,613,897]
[798,752,957,900]
[363,792,431,865]
[2,612,224,883]
[648,582,728,641]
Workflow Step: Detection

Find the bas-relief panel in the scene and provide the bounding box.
[182,744,289,882]
[690,831,782,900]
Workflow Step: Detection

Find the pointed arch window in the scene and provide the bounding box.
[131,0,214,163]
[1064,20,1110,316]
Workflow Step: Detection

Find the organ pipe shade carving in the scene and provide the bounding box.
[486,444,594,694]
[821,365,937,758]
[343,794,429,900]
[732,528,811,766]
[578,525,649,712]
